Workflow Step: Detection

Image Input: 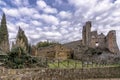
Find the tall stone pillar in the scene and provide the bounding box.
[106,30,119,54]
[82,21,91,47]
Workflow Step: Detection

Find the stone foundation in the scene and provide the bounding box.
[0,67,120,80]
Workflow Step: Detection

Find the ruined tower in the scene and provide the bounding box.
[14,27,29,52]
[90,31,98,48]
[106,30,119,54]
[82,21,91,46]
[0,13,9,53]
[97,33,106,49]
[82,21,119,54]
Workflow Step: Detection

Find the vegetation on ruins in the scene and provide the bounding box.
[3,47,47,69]
[85,48,102,56]
[84,47,112,56]
[36,41,60,48]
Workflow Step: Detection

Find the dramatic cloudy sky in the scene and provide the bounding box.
[0,0,120,48]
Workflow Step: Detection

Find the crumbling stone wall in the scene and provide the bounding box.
[106,30,119,54]
[0,67,120,80]
[82,21,119,54]
[34,44,71,60]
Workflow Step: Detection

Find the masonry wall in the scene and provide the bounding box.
[82,21,91,46]
[82,21,119,54]
[0,67,120,80]
[106,30,119,53]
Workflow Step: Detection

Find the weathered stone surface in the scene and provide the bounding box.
[1,67,120,80]
[82,21,91,46]
[35,44,71,60]
[82,21,119,54]
[106,30,119,54]
[64,21,120,61]
[73,45,88,60]
[0,13,9,53]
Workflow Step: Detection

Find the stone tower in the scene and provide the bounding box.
[106,30,119,54]
[82,21,91,46]
[90,31,98,48]
[0,13,9,53]
[14,27,29,52]
[82,21,119,54]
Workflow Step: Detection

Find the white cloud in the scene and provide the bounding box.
[58,11,72,19]
[31,20,42,26]
[60,28,69,34]
[43,6,58,14]
[2,8,20,17]
[9,33,17,40]
[16,22,29,29]
[1,0,120,48]
[37,0,47,8]
[37,0,58,14]
[60,21,71,28]
[33,14,41,19]
[19,7,38,16]
[39,14,59,25]
[11,0,29,7]
[7,22,17,33]
[44,31,61,37]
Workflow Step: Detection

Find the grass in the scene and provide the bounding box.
[48,59,120,69]
[48,59,82,69]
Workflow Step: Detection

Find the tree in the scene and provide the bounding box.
[15,27,29,53]
[36,41,60,48]
[0,13,9,52]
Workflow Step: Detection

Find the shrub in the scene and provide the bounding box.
[4,47,47,69]
[36,41,60,48]
[85,48,102,56]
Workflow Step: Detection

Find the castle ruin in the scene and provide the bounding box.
[82,21,119,54]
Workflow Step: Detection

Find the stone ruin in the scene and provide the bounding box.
[32,44,71,60]
[0,13,119,61]
[82,21,119,54]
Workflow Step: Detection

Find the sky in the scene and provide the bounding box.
[0,0,120,48]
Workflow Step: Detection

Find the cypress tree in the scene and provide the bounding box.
[16,27,29,53]
[0,13,9,52]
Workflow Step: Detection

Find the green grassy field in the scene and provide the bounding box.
[48,59,120,69]
[48,60,82,68]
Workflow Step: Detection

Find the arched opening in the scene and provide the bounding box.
[71,53,74,59]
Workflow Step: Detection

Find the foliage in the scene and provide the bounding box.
[48,59,120,69]
[0,13,9,44]
[36,41,60,48]
[4,47,47,69]
[16,27,29,52]
[85,48,102,56]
